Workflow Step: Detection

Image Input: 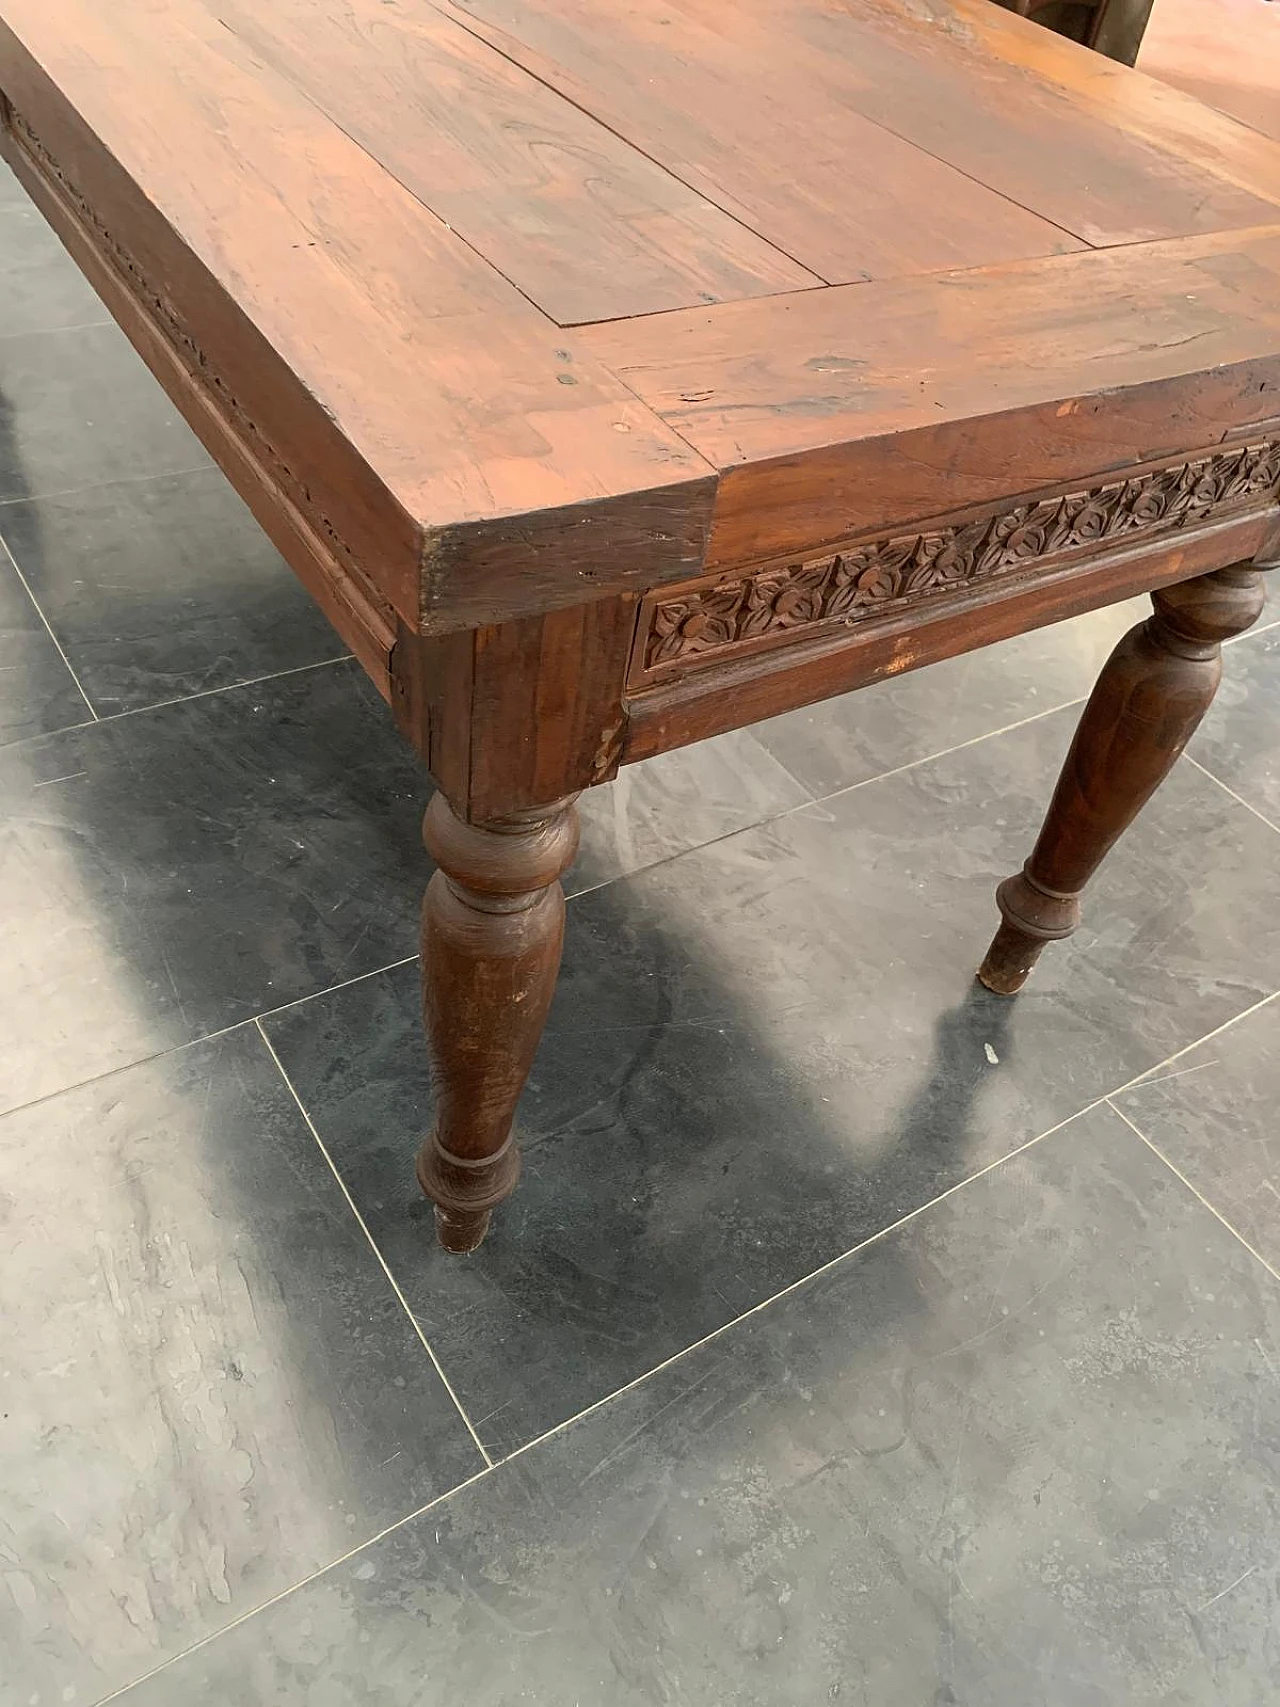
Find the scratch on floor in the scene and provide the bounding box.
[1121,1058,1218,1091]
[1195,1563,1258,1614]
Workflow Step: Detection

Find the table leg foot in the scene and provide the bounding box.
[978,886,1077,995]
[416,791,579,1253]
[977,560,1268,994]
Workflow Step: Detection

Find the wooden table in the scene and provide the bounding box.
[4,0,1278,1253]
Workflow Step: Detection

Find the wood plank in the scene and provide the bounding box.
[0,0,716,637]
[580,228,1280,568]
[953,0,1280,196]
[701,0,1280,245]
[622,509,1276,760]
[210,0,817,325]
[443,0,1084,284]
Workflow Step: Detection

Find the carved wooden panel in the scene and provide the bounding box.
[631,439,1280,685]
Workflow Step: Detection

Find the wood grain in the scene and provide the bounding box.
[444,0,1084,283]
[950,0,1280,205]
[711,0,1280,245]
[211,0,817,325]
[582,227,1280,569]
[392,594,637,818]
[0,0,716,633]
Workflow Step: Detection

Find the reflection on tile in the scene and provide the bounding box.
[572,727,809,895]
[113,1108,1280,1707]
[0,541,89,743]
[0,1025,482,1707]
[0,201,108,338]
[0,466,347,714]
[752,598,1144,795]
[266,706,1280,1453]
[0,660,426,1114]
[0,321,210,504]
[1115,996,1280,1272]
[1191,623,1280,827]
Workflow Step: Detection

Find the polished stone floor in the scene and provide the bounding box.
[3,153,1280,1706]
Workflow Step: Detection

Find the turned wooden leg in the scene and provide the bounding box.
[978,562,1267,995]
[416,793,579,1253]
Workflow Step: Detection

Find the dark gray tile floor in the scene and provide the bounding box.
[3,166,1280,1707]
[108,1107,1280,1707]
[0,467,346,714]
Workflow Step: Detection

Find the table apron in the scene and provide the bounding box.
[621,504,1279,763]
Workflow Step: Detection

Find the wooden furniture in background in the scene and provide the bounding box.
[993,0,1154,65]
[2,0,1278,1252]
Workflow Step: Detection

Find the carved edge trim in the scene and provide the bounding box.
[631,439,1280,685]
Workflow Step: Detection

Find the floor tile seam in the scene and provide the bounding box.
[252,1018,495,1470]
[0,530,98,719]
[567,695,1088,905]
[74,1014,1280,1702]
[480,989,1280,1454]
[1232,614,1280,643]
[478,1099,1112,1466]
[7,973,1280,1186]
[0,459,215,509]
[89,652,356,724]
[0,651,357,749]
[1184,753,1280,838]
[797,692,1093,817]
[734,606,1278,828]
[87,1463,498,1707]
[0,314,115,344]
[1098,989,1280,1100]
[1105,1098,1280,1285]
[85,1097,1098,1706]
[0,961,427,1128]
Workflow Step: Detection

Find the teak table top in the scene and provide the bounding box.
[4,0,1280,1252]
[3,0,1279,664]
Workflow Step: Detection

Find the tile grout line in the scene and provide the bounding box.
[258,951,421,1021]
[491,1097,1109,1469]
[0,651,358,748]
[0,315,115,345]
[1106,1098,1280,1286]
[1184,753,1280,838]
[252,1018,495,1471]
[803,692,1092,812]
[0,953,426,1129]
[734,605,1273,833]
[568,693,1094,905]
[0,458,215,509]
[90,651,355,724]
[1103,987,1280,1100]
[0,530,98,720]
[77,968,1280,1703]
[87,1092,1103,1707]
[89,1463,500,1707]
